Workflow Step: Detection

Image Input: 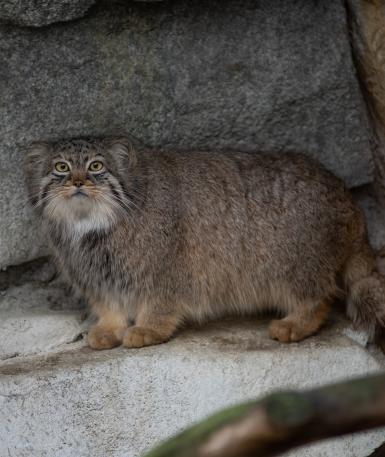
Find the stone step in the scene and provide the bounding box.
[1,316,384,457]
[0,308,85,360]
[0,272,86,361]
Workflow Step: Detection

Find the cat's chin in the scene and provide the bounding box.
[45,197,117,236]
[71,190,88,199]
[59,213,115,237]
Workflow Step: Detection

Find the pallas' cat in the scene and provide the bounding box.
[25,137,385,350]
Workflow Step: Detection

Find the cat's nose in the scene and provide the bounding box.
[73,180,84,188]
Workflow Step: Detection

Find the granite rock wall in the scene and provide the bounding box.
[0,0,375,268]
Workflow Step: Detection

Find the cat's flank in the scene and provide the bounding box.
[25,137,385,350]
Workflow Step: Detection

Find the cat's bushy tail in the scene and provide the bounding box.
[344,245,385,341]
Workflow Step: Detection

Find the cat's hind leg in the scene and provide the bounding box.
[269,300,330,343]
[88,306,128,350]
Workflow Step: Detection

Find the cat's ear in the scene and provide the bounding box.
[24,141,52,207]
[104,137,137,174]
[25,141,51,170]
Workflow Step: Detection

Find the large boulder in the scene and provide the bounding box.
[346,0,385,203]
[0,0,167,27]
[0,0,374,268]
[0,0,96,27]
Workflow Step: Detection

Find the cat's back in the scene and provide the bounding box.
[140,149,358,267]
[146,149,351,217]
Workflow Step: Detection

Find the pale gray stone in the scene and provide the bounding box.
[0,308,85,360]
[0,279,85,359]
[0,281,82,312]
[0,317,384,457]
[0,0,375,268]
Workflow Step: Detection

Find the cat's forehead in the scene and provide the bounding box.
[53,139,105,162]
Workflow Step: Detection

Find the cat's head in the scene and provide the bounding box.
[24,137,138,234]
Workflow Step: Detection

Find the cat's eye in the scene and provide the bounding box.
[88,161,104,173]
[54,162,70,173]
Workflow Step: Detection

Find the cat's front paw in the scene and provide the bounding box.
[88,326,122,350]
[122,326,168,348]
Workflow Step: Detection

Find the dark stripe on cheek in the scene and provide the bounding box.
[40,180,53,203]
[87,172,106,183]
[108,180,122,200]
[116,176,135,202]
[40,176,67,205]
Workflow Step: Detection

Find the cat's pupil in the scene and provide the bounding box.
[55,162,69,172]
[90,161,102,171]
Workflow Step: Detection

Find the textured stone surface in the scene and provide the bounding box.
[0,257,85,359]
[0,280,81,312]
[346,0,385,205]
[0,308,85,360]
[0,317,384,457]
[0,0,375,268]
[0,266,86,359]
[0,0,170,27]
[0,0,96,27]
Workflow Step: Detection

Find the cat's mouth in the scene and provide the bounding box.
[71,188,89,198]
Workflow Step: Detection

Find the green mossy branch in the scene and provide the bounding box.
[143,373,385,457]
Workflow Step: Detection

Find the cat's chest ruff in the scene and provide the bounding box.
[64,244,134,304]
[55,230,119,287]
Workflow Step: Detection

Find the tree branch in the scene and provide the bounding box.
[143,373,385,457]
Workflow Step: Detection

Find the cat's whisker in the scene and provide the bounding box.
[110,194,139,212]
[111,196,144,222]
[96,193,137,223]
[36,191,67,210]
[92,187,138,214]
